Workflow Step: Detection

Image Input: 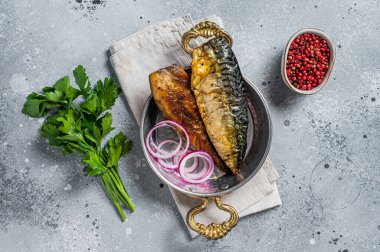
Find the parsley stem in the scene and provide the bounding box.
[98,166,135,221]
[100,173,126,221]
[108,169,136,211]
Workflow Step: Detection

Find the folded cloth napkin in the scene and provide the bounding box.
[109,15,282,238]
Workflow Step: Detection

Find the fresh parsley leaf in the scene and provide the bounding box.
[22,77,80,118]
[53,76,80,104]
[56,109,80,134]
[104,132,132,168]
[82,151,108,176]
[41,115,81,154]
[95,77,120,114]
[44,89,65,103]
[73,65,92,97]
[99,112,114,138]
[22,93,50,117]
[92,126,102,145]
[105,132,125,168]
[84,128,101,146]
[79,77,120,117]
[122,139,133,156]
[80,93,98,115]
[40,121,62,146]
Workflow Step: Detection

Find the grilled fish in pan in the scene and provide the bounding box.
[191,37,248,174]
[149,64,227,172]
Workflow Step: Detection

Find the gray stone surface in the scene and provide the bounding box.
[0,0,379,251]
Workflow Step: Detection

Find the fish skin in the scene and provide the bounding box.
[191,37,248,174]
[149,64,228,172]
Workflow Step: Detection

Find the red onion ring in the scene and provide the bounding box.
[185,159,211,179]
[180,156,199,173]
[178,151,214,184]
[148,128,178,154]
[157,158,178,170]
[145,120,189,159]
[156,140,183,155]
[147,125,182,157]
[184,154,213,180]
[157,146,198,171]
[155,140,184,169]
[154,121,190,157]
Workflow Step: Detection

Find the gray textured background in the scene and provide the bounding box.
[0,0,379,251]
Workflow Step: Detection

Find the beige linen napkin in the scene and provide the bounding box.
[109,15,282,238]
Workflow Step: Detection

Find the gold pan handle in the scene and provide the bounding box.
[186,196,239,240]
[181,21,233,54]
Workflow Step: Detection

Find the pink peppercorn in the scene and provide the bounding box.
[286,33,330,90]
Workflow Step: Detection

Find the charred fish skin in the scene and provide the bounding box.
[191,37,248,174]
[149,64,228,172]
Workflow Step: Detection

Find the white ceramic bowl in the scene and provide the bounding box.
[281,28,336,95]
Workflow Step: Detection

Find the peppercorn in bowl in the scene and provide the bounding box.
[281,28,336,94]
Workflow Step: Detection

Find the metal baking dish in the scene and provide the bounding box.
[139,21,272,240]
[140,76,271,239]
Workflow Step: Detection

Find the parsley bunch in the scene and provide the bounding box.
[22,65,135,221]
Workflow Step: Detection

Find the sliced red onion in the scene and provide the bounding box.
[148,128,179,154]
[155,140,184,169]
[172,155,180,165]
[184,156,213,180]
[147,126,182,157]
[185,158,212,179]
[157,158,178,170]
[158,148,198,171]
[145,120,214,183]
[156,140,182,155]
[154,120,190,157]
[178,151,214,184]
[180,155,199,173]
[145,120,189,159]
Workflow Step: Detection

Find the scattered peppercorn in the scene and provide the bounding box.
[286,33,330,90]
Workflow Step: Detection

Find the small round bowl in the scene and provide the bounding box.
[281,28,336,95]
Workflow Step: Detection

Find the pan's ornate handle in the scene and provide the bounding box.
[186,196,239,240]
[181,21,233,54]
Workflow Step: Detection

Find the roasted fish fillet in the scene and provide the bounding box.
[191,37,248,174]
[149,64,227,172]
